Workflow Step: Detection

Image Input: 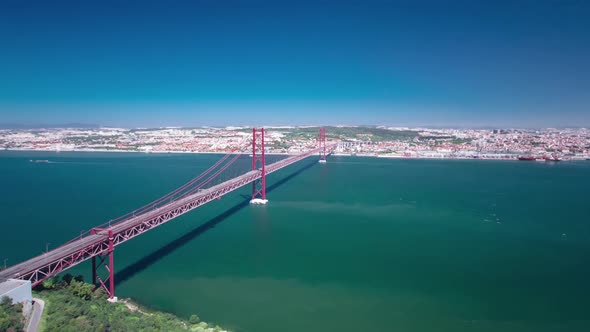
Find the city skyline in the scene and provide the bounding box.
[2,126,588,160]
[1,1,589,127]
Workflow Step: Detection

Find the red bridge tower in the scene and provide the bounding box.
[250,128,268,204]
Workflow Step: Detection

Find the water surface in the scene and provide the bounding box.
[1,151,589,331]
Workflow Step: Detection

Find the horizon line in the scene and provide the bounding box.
[0,123,588,131]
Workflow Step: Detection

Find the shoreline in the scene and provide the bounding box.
[3,148,587,161]
[1,147,297,156]
[118,297,230,332]
[34,283,231,332]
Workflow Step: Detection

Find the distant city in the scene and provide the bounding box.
[1,126,589,161]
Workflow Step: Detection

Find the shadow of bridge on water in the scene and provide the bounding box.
[113,159,318,286]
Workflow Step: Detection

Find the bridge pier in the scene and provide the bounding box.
[250,127,268,205]
[91,256,96,285]
[107,232,116,302]
[91,228,117,302]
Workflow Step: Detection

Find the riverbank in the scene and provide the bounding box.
[34,275,229,332]
[5,148,589,161]
[2,147,296,156]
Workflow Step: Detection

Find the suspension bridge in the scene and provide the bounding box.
[0,127,335,301]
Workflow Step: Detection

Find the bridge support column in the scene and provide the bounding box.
[91,256,97,285]
[250,127,268,205]
[319,127,327,163]
[91,228,117,302]
[107,230,116,302]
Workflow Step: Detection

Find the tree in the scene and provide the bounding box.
[0,296,12,307]
[70,280,94,300]
[189,314,200,324]
[0,296,24,332]
[42,276,61,290]
[62,273,74,285]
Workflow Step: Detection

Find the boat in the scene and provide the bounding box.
[543,155,562,162]
[29,159,50,163]
[518,156,536,161]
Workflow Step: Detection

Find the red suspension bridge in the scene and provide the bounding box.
[0,127,336,300]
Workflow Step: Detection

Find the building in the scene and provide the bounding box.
[0,278,32,308]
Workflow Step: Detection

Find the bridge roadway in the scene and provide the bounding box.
[0,145,335,286]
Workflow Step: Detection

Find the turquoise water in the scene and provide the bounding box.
[1,151,590,331]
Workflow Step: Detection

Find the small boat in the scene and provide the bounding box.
[543,154,562,162]
[30,159,50,163]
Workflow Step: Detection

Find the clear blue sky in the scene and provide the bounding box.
[0,0,588,128]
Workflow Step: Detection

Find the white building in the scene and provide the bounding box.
[0,278,32,304]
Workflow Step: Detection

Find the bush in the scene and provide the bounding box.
[0,296,24,332]
[36,281,230,331]
[189,314,200,324]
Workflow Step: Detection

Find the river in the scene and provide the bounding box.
[1,151,589,331]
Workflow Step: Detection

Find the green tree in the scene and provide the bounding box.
[61,273,74,285]
[0,296,24,332]
[189,314,200,324]
[69,280,94,300]
[42,276,61,290]
[0,296,11,307]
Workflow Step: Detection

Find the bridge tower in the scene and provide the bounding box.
[319,127,327,163]
[91,228,117,302]
[250,128,268,204]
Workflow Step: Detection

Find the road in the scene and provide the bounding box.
[26,298,45,332]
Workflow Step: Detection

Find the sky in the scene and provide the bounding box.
[0,0,589,128]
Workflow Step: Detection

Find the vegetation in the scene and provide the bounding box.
[417,135,453,140]
[0,296,24,332]
[252,126,420,142]
[450,138,474,144]
[36,274,229,332]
